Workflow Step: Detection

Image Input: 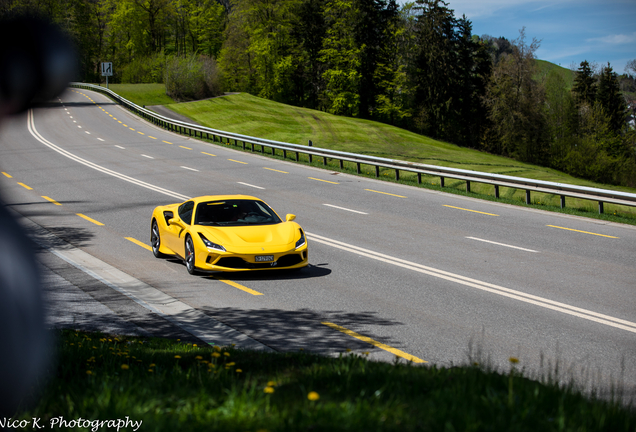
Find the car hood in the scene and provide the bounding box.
[196,222,299,252]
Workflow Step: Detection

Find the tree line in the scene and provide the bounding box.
[3,0,635,187]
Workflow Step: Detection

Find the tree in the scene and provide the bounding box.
[596,63,627,136]
[572,60,596,107]
[320,0,362,116]
[626,59,636,78]
[484,28,548,163]
[409,0,458,138]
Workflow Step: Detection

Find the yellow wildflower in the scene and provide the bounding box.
[307,392,320,401]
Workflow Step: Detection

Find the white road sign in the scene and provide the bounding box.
[101,62,113,77]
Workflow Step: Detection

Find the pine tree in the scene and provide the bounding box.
[572,60,596,106]
[596,63,627,136]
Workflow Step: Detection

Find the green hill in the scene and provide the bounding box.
[535,60,575,89]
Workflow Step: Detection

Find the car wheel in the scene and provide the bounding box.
[185,236,197,275]
[151,220,164,258]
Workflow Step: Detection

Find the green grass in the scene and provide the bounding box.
[16,330,636,431]
[535,60,575,89]
[83,83,636,223]
[164,93,636,223]
[95,83,176,107]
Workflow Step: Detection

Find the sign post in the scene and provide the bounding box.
[101,62,113,88]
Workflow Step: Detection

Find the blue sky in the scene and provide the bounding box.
[403,0,636,74]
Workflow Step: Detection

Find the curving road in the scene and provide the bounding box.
[1,88,635,397]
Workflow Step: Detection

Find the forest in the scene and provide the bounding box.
[2,0,635,187]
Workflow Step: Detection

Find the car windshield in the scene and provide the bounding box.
[194,199,282,226]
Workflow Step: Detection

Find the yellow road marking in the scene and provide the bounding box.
[322,322,426,363]
[76,213,104,226]
[365,189,406,198]
[213,277,264,296]
[2,172,12,178]
[179,145,192,150]
[148,136,157,140]
[137,131,145,135]
[547,225,619,239]
[125,237,152,251]
[309,177,339,184]
[443,205,499,216]
[118,121,122,124]
[129,127,135,131]
[264,167,288,174]
[18,182,33,190]
[229,159,248,164]
[42,196,62,206]
[201,152,216,157]
[122,123,127,127]
[163,140,173,144]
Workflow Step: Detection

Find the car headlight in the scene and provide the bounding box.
[198,233,225,252]
[295,229,306,249]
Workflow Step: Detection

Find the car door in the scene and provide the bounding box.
[164,200,194,258]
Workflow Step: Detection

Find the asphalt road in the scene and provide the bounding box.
[1,88,635,399]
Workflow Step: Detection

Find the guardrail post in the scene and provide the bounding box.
[495,185,500,198]
[395,169,400,181]
[375,166,379,178]
[466,181,470,193]
[356,163,361,174]
[243,141,246,150]
[561,195,565,208]
[440,177,445,187]
[296,152,299,161]
[251,143,254,151]
[339,160,344,169]
[417,173,421,184]
[323,157,327,166]
[599,201,604,214]
[283,149,287,159]
[526,190,531,204]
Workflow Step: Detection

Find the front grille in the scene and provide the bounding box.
[216,253,304,270]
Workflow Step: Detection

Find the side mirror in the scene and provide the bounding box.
[168,217,184,228]
[286,214,296,222]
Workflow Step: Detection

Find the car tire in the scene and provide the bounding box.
[185,235,197,275]
[151,220,164,258]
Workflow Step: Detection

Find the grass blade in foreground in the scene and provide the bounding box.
[16,330,635,431]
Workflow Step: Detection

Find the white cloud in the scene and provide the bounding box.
[586,32,636,45]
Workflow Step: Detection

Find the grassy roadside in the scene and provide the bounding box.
[16,330,635,431]
[100,83,636,224]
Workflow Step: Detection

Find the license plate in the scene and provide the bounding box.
[255,255,275,262]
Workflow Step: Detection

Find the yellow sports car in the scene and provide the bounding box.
[150,195,308,274]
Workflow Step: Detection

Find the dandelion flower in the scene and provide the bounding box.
[267,381,277,387]
[509,357,519,364]
[223,352,230,357]
[236,369,242,373]
[121,364,129,370]
[193,344,198,347]
[195,356,203,360]
[174,355,182,359]
[307,391,320,401]
[149,363,156,368]
[264,387,275,394]
[212,352,221,358]
[86,370,93,375]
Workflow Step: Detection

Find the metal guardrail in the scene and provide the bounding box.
[71,82,636,214]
